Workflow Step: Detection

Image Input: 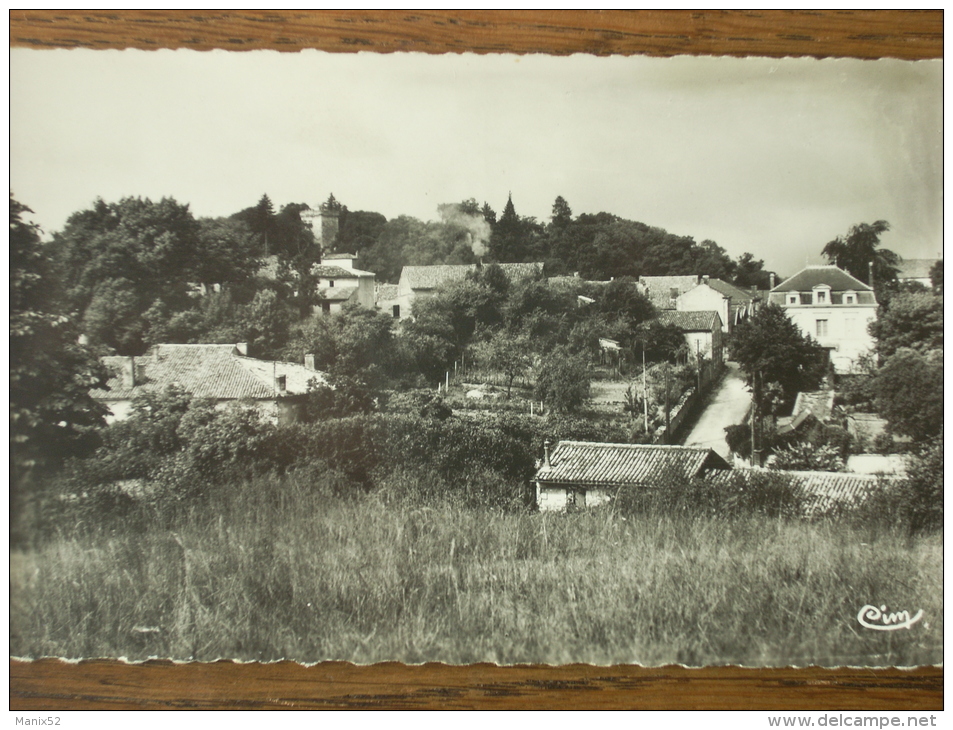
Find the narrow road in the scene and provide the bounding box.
[683,362,751,459]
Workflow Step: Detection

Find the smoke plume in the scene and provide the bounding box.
[438,203,491,258]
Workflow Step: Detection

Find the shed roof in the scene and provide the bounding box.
[94,344,324,401]
[656,309,721,332]
[535,441,730,488]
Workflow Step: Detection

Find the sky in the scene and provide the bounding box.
[10,49,942,277]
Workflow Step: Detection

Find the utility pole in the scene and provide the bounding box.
[642,345,649,434]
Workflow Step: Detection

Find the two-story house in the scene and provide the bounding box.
[675,276,760,333]
[311,254,376,314]
[767,265,878,374]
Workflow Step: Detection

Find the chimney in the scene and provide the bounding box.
[868,261,875,289]
[543,440,552,468]
[769,272,776,290]
[236,342,248,356]
[702,275,710,285]
[120,356,136,389]
[304,353,316,371]
[275,374,287,394]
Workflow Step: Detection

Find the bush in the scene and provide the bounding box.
[770,443,845,473]
[612,470,805,520]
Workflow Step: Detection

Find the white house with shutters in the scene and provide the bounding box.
[767,265,878,374]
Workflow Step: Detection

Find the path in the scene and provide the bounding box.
[683,362,751,459]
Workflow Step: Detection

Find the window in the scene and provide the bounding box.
[670,287,679,299]
[329,280,334,287]
[392,304,400,319]
[816,319,828,338]
[788,294,799,305]
[816,290,826,304]
[845,294,855,304]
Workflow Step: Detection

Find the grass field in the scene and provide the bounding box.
[10,476,942,667]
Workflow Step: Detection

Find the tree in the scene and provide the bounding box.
[550,195,573,229]
[873,348,942,441]
[534,348,591,414]
[488,193,542,263]
[50,196,202,353]
[730,304,827,401]
[10,195,110,480]
[288,303,396,388]
[733,252,774,289]
[868,291,943,360]
[691,240,736,281]
[821,220,900,287]
[597,277,657,327]
[192,217,261,290]
[231,193,275,255]
[474,329,533,396]
[929,259,943,293]
[730,304,827,463]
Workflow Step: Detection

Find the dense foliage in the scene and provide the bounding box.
[10,195,109,479]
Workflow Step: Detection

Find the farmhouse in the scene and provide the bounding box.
[676,276,760,333]
[655,309,724,366]
[93,343,325,424]
[393,262,543,319]
[312,254,376,313]
[533,440,730,511]
[767,265,878,374]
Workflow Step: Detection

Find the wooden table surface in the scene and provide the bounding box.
[9,9,943,712]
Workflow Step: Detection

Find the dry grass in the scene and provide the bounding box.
[10,476,942,667]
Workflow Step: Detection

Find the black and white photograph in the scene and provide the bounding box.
[10,47,942,669]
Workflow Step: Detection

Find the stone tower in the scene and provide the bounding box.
[317,193,342,251]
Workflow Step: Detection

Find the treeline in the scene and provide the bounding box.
[347,194,775,286]
[32,190,776,359]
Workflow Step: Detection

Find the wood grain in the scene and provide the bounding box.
[9,9,943,712]
[9,10,943,59]
[10,660,943,711]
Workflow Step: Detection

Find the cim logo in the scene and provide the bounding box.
[857,604,924,631]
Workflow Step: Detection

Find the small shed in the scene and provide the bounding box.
[533,440,730,511]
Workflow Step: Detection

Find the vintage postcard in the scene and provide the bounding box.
[10,49,941,668]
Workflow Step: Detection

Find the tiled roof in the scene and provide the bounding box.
[656,310,721,332]
[402,262,543,291]
[897,258,938,280]
[792,389,834,422]
[535,441,730,487]
[639,276,698,310]
[375,283,400,302]
[705,278,757,302]
[311,265,375,278]
[94,344,324,401]
[318,285,358,302]
[771,266,872,293]
[704,467,895,514]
